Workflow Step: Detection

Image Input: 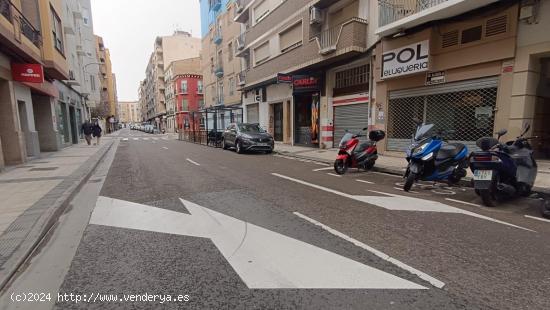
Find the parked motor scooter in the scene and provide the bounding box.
[333,128,385,175]
[469,125,538,207]
[403,119,469,191]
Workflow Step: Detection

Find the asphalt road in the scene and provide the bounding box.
[3,128,550,309]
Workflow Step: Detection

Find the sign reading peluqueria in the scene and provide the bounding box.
[381,40,429,79]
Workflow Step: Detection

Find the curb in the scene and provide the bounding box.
[0,140,116,291]
[274,150,550,195]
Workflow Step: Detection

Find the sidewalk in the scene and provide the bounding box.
[0,136,116,290]
[274,143,550,193]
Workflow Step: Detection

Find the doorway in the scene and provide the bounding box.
[69,106,78,144]
[273,102,283,141]
[17,100,31,155]
[294,92,320,146]
[533,57,550,159]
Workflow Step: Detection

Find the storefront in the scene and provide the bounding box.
[333,93,370,144]
[293,75,321,147]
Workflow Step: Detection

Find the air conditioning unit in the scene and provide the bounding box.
[310,6,323,25]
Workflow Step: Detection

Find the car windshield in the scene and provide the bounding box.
[238,124,265,133]
[414,124,434,141]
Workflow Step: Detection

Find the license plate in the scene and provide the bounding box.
[257,143,269,146]
[474,170,493,181]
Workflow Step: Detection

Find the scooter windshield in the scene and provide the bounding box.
[339,133,354,148]
[414,124,434,141]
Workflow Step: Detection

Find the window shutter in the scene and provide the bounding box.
[254,42,270,64]
[486,15,507,37]
[279,22,302,52]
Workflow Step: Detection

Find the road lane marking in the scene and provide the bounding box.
[271,173,534,232]
[121,138,128,141]
[153,138,159,140]
[393,187,419,194]
[186,158,200,166]
[133,138,139,140]
[142,138,149,140]
[445,198,483,208]
[293,212,444,289]
[524,215,550,223]
[313,167,334,172]
[356,179,375,184]
[90,196,426,289]
[327,173,342,178]
[162,147,168,150]
[370,171,402,178]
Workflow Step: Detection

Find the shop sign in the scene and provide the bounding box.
[277,73,292,84]
[381,40,429,79]
[11,63,44,83]
[425,71,445,85]
[292,75,321,93]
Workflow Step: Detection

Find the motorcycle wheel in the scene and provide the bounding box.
[479,189,496,207]
[364,160,375,170]
[404,172,416,192]
[541,200,550,219]
[334,159,348,175]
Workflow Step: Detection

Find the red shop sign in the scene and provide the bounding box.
[11,63,44,83]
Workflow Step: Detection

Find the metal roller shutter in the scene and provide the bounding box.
[246,103,259,123]
[334,103,369,145]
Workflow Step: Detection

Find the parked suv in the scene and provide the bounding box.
[222,123,274,154]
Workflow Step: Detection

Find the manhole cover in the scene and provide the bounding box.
[29,167,58,171]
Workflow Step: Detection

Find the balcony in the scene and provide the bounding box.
[213,30,222,45]
[237,70,246,86]
[312,17,368,55]
[0,0,42,48]
[210,0,221,11]
[377,0,499,36]
[234,0,251,23]
[214,64,224,78]
[236,33,245,51]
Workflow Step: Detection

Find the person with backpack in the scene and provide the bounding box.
[81,120,94,145]
[92,121,103,146]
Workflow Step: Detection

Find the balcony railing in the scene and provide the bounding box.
[236,33,245,51]
[312,17,367,55]
[237,70,246,86]
[215,64,224,78]
[210,0,221,11]
[235,0,249,13]
[0,0,41,47]
[378,0,448,26]
[213,29,222,45]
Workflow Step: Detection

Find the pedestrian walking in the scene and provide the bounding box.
[92,121,102,145]
[81,120,94,145]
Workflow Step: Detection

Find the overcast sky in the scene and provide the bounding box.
[90,0,202,101]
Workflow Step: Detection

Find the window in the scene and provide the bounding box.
[50,6,64,54]
[228,42,233,61]
[229,77,234,96]
[199,99,205,109]
[82,9,90,26]
[279,22,302,53]
[181,80,188,93]
[90,75,96,91]
[461,26,482,44]
[197,80,203,93]
[334,65,369,96]
[253,0,270,24]
[253,41,270,65]
[182,99,189,111]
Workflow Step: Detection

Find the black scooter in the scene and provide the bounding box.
[469,125,538,207]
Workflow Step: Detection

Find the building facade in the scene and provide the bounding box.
[95,35,118,132]
[0,0,70,169]
[117,101,140,124]
[164,58,203,132]
[141,31,201,131]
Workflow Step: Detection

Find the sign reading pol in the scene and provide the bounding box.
[381,40,429,79]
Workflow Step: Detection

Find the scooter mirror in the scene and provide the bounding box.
[412,118,422,125]
[521,124,531,136]
[496,129,507,138]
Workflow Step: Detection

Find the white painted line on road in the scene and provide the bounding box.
[524,215,550,223]
[313,162,330,166]
[162,137,168,140]
[142,138,149,140]
[153,137,159,140]
[327,173,342,178]
[393,187,419,194]
[356,179,375,185]
[271,173,534,232]
[186,158,200,166]
[293,212,444,289]
[370,171,402,178]
[162,147,168,150]
[133,138,139,141]
[313,167,334,172]
[91,196,426,289]
[121,138,129,141]
[445,198,483,208]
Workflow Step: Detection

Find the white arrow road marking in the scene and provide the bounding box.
[293,212,445,289]
[186,158,200,166]
[271,173,534,232]
[90,196,426,290]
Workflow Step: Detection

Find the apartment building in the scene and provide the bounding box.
[0,0,71,168]
[95,35,118,131]
[164,58,203,132]
[200,0,243,121]
[138,80,146,122]
[53,0,100,147]
[141,31,201,131]
[235,0,371,148]
[117,101,140,124]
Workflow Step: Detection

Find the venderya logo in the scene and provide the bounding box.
[381,40,429,79]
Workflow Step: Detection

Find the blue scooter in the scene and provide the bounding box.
[403,119,469,192]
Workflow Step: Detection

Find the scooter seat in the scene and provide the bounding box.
[355,141,375,153]
[437,143,465,160]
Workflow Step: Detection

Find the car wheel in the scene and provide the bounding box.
[541,199,550,219]
[236,140,243,154]
[222,138,228,150]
